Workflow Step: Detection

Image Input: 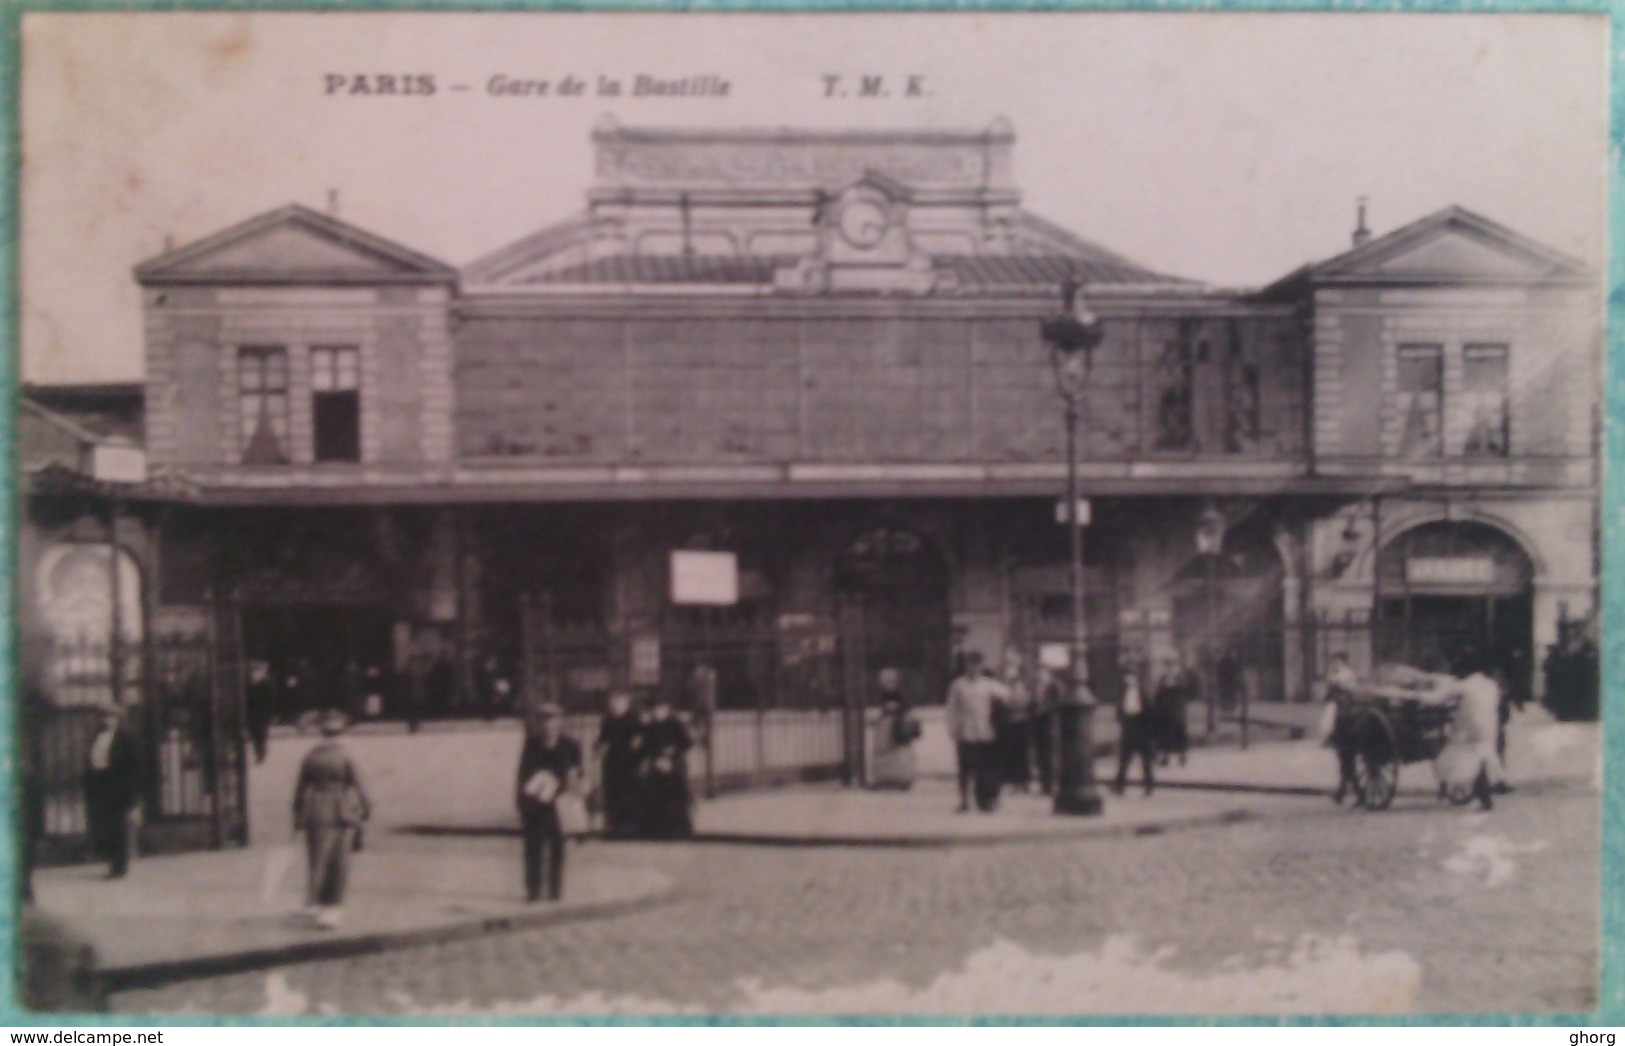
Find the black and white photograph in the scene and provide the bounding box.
[14,11,1607,1016]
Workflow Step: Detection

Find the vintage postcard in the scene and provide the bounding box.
[13,10,1608,1018]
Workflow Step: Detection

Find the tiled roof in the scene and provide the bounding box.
[524,251,1187,289]
[937,253,1186,288]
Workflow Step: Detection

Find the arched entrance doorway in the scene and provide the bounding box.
[1376,520,1536,701]
[835,527,951,706]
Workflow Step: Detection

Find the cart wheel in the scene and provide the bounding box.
[1353,709,1399,811]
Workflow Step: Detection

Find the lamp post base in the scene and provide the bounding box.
[1053,790,1105,817]
[1052,695,1105,817]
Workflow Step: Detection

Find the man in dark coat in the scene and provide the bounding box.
[1112,672,1156,796]
[515,703,582,902]
[83,706,141,879]
[594,691,643,836]
[1032,669,1062,795]
[245,659,276,764]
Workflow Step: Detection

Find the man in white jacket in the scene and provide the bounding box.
[1436,657,1506,810]
[946,652,1008,813]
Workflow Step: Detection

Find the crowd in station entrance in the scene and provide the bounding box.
[243,652,521,758]
[868,647,1211,808]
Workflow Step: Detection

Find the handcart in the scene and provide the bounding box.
[1336,682,1477,811]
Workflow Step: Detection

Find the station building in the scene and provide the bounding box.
[31,118,1600,735]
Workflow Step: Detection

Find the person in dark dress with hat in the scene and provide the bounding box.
[515,703,582,902]
[293,709,370,929]
[638,697,695,838]
[594,691,643,837]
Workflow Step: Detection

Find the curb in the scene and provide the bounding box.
[98,882,677,995]
[1144,773,1588,800]
[400,806,1256,850]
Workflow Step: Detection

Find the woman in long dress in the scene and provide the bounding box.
[293,709,370,929]
[639,697,695,838]
[594,691,643,836]
[869,671,919,789]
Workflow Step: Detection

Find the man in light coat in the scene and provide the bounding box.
[946,652,1007,813]
[1437,657,1506,811]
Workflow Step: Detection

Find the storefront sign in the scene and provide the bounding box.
[1407,557,1495,585]
[670,550,739,605]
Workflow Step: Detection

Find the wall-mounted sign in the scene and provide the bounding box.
[1054,499,1092,527]
[630,635,661,686]
[91,443,147,485]
[1038,643,1072,670]
[671,550,739,606]
[1407,557,1495,586]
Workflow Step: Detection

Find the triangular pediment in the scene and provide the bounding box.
[136,204,454,286]
[1370,231,1549,277]
[1310,206,1587,285]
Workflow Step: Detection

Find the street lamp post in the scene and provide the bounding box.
[1042,278,1105,817]
[1196,503,1227,740]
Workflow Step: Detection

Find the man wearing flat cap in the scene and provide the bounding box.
[83,704,141,879]
[515,702,582,902]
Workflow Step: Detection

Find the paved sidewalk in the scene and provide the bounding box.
[1153,708,1598,796]
[688,778,1263,846]
[34,845,673,992]
[42,708,1587,997]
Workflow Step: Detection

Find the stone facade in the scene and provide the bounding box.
[111,124,1598,713]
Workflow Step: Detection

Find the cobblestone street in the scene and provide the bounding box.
[116,781,1599,1016]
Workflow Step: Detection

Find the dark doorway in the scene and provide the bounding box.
[1376,520,1536,703]
[242,604,393,720]
[835,527,951,706]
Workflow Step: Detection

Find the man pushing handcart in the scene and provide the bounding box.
[1322,655,1504,811]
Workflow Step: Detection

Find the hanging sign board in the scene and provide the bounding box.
[670,550,739,606]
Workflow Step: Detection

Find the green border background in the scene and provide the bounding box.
[0,0,1615,1026]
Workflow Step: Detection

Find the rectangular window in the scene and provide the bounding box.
[1463,343,1510,457]
[311,346,361,463]
[1153,323,1197,452]
[1395,344,1443,457]
[238,346,289,465]
[1223,323,1261,453]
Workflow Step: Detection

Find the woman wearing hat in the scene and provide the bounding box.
[638,696,695,838]
[869,669,919,790]
[292,709,371,929]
